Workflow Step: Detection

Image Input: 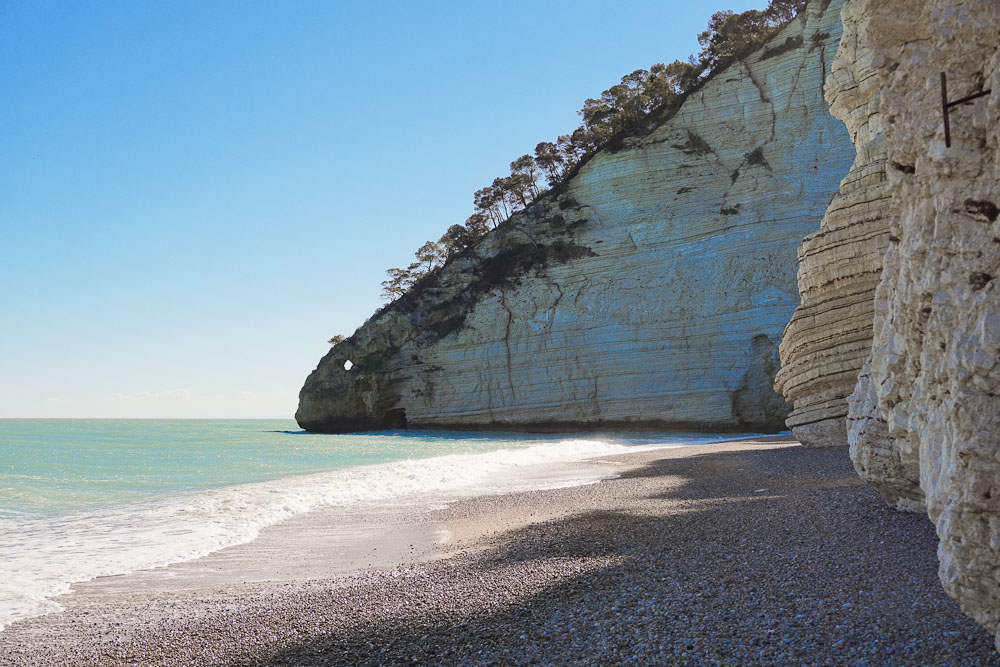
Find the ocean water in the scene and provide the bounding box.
[0,419,746,630]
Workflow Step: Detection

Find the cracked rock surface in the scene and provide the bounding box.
[296,0,854,434]
[775,0,891,448]
[842,0,1000,649]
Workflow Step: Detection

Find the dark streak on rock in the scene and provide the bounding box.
[760,35,803,61]
[891,161,916,174]
[964,199,999,223]
[743,60,770,104]
[819,45,827,89]
[970,272,993,291]
[670,129,715,156]
[558,196,581,211]
[745,147,772,170]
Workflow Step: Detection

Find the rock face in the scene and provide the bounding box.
[773,0,891,447]
[297,0,854,434]
[847,358,925,511]
[840,0,1000,648]
[833,0,923,514]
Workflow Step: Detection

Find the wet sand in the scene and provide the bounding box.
[1,436,996,665]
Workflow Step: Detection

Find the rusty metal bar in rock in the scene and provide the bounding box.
[941,71,992,148]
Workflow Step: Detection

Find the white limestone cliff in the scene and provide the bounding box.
[774,0,892,448]
[841,0,1000,648]
[296,0,854,434]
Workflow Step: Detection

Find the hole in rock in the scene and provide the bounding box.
[969,272,993,291]
[343,360,354,371]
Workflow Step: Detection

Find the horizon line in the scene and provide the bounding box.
[0,416,295,420]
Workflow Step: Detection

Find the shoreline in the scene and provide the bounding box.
[1,436,996,664]
[0,437,671,627]
[296,419,792,435]
[0,430,686,631]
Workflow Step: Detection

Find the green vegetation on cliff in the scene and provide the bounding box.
[368,0,811,314]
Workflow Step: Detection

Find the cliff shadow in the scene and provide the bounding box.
[255,449,994,666]
[616,444,866,502]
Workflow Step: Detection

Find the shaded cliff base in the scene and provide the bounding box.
[297,416,793,436]
[1,438,994,665]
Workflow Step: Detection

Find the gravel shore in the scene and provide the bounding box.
[1,436,996,665]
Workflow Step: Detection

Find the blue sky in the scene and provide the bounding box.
[1,0,768,418]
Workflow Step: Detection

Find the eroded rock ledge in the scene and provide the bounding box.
[836,0,1000,649]
[296,0,854,434]
[774,0,891,447]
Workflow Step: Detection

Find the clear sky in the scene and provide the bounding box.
[1,0,769,418]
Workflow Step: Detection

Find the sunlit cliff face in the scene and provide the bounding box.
[297,0,854,435]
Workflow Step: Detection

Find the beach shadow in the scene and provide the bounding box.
[9,447,985,665]
[617,444,863,502]
[253,448,993,666]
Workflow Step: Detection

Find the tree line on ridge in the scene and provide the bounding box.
[372,0,810,306]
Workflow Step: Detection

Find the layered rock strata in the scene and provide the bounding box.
[297,0,854,433]
[774,0,891,447]
[847,359,925,511]
[843,0,1000,648]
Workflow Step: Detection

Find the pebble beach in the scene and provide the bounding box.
[1,436,996,665]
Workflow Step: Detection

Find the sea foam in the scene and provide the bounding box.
[0,436,679,630]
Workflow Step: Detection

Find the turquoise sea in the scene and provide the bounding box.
[0,419,747,630]
[2,419,610,515]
